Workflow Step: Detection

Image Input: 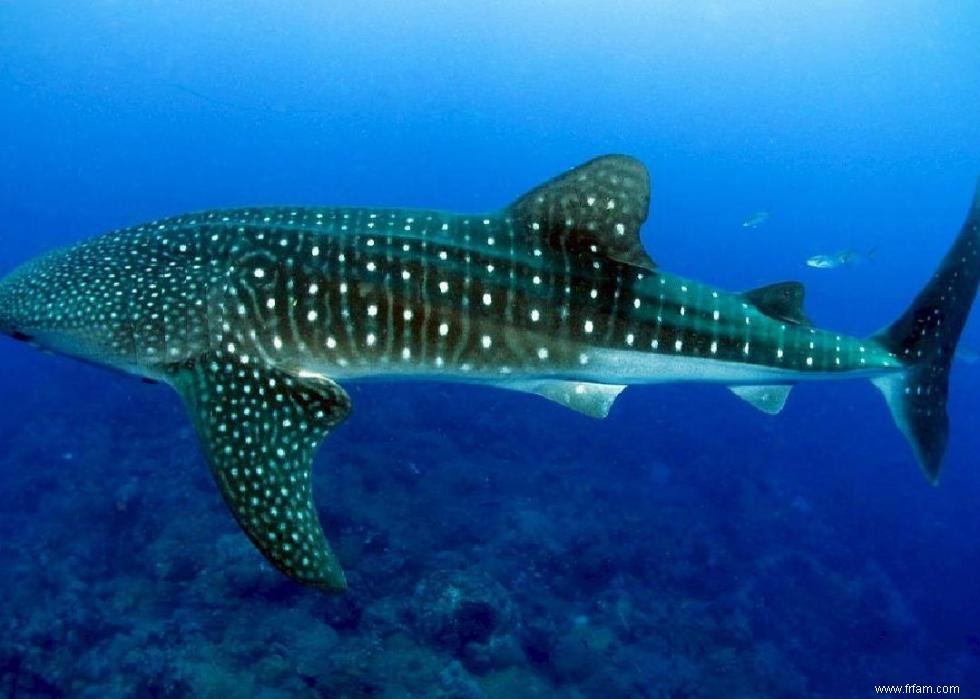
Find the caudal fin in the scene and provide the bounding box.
[871,178,980,483]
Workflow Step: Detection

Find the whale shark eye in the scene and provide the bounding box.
[10,330,34,343]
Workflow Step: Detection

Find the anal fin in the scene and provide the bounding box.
[729,385,793,415]
[505,380,626,418]
[171,354,352,591]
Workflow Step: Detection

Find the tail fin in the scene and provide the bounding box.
[871,178,980,483]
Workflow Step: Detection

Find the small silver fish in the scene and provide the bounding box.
[805,248,876,269]
[741,211,770,229]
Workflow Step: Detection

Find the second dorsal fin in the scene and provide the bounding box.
[505,155,656,270]
[743,281,812,326]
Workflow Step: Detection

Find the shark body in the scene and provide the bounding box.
[1,156,978,590]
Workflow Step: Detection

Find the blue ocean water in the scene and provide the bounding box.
[1,2,979,697]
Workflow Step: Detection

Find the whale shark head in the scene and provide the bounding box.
[0,271,32,343]
[0,247,143,371]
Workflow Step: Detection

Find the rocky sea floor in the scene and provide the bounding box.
[0,360,977,698]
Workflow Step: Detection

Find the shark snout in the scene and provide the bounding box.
[0,265,45,345]
[0,251,143,369]
[0,275,17,340]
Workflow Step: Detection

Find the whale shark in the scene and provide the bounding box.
[1,156,978,591]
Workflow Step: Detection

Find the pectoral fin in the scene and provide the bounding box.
[728,384,793,415]
[171,355,352,591]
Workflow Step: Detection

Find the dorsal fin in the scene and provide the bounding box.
[743,281,812,326]
[505,155,655,270]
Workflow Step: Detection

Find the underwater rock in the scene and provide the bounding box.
[751,641,809,697]
[437,660,487,699]
[411,569,518,653]
[312,633,483,697]
[549,619,616,683]
[461,633,527,674]
[360,594,411,637]
[315,585,365,631]
[478,667,557,699]
[290,619,340,681]
[519,616,559,665]
[562,531,618,593]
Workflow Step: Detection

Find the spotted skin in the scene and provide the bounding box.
[0,156,977,589]
[0,161,896,384]
[173,359,351,588]
[871,176,980,479]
